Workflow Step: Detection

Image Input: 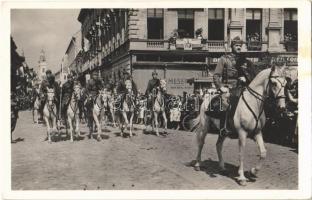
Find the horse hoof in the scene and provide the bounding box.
[238,179,247,186]
[194,166,200,171]
[249,168,258,178]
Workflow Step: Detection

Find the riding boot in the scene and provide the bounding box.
[219,109,231,137]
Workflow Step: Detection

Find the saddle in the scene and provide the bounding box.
[205,87,242,120]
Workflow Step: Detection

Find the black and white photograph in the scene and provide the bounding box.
[2,0,312,199]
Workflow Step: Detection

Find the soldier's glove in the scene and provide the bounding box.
[219,86,229,94]
[238,76,246,82]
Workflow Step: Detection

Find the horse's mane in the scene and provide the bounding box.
[248,68,272,88]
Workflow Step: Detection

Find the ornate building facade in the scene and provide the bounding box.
[77,8,297,94]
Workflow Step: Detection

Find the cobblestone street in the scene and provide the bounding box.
[11,111,298,190]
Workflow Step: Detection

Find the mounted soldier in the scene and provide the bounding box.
[116,70,138,109]
[212,36,256,136]
[145,71,161,111]
[60,71,80,124]
[39,69,60,121]
[85,71,103,107]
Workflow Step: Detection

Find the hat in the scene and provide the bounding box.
[231,36,243,47]
[46,69,52,75]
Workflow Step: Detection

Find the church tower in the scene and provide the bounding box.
[38,49,48,81]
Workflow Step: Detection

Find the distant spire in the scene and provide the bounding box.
[39,49,46,62]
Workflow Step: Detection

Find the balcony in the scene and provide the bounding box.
[284,40,298,52]
[147,40,165,48]
[129,39,169,50]
[175,38,203,50]
[204,40,227,52]
[246,41,262,51]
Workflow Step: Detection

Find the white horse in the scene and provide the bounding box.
[92,90,106,141]
[119,80,136,137]
[102,89,117,128]
[43,87,58,143]
[66,83,81,142]
[190,65,287,186]
[152,79,168,136]
[32,87,41,124]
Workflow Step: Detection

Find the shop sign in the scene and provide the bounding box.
[167,77,193,94]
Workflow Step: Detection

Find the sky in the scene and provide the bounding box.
[11,9,81,73]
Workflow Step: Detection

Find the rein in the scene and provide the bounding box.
[69,92,79,117]
[95,94,105,111]
[241,70,286,135]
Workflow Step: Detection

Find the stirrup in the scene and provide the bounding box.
[220,128,231,137]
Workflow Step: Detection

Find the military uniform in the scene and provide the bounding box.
[86,77,103,103]
[213,38,256,135]
[39,75,60,118]
[116,75,138,109]
[61,78,74,119]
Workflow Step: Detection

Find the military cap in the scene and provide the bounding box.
[231,36,243,47]
[46,69,52,75]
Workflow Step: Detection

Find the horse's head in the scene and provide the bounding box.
[46,87,55,106]
[268,65,288,111]
[160,79,167,92]
[73,84,81,100]
[99,89,106,103]
[125,80,132,93]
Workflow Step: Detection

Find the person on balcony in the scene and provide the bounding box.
[213,36,256,137]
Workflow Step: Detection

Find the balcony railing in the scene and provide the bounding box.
[130,39,169,50]
[284,40,298,52]
[204,40,227,52]
[246,41,262,51]
[147,40,165,48]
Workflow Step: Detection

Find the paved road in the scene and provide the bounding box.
[11,111,298,190]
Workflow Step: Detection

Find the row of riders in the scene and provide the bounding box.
[32,67,170,143]
[31,36,297,186]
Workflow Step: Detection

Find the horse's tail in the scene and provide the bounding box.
[189,114,202,133]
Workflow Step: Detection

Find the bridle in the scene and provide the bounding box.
[69,85,81,115]
[241,69,287,135]
[95,92,105,111]
[46,90,57,117]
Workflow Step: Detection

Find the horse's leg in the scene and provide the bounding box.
[75,112,81,137]
[44,116,51,143]
[93,111,101,141]
[194,128,208,171]
[122,112,129,137]
[129,112,134,137]
[215,117,227,171]
[68,115,74,142]
[88,108,93,139]
[154,112,159,136]
[237,128,248,186]
[251,131,267,176]
[111,108,116,127]
[162,111,168,134]
[216,134,227,171]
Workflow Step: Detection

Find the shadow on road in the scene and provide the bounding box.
[185,159,258,186]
